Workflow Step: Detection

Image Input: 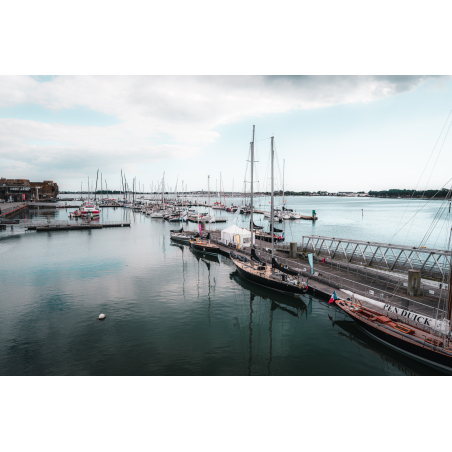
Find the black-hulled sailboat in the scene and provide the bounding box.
[230,127,307,297]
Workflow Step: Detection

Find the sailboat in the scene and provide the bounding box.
[334,294,452,372]
[334,205,452,372]
[230,127,307,297]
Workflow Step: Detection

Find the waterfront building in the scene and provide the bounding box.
[0,178,59,202]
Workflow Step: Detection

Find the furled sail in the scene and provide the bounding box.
[251,248,266,264]
[251,222,264,230]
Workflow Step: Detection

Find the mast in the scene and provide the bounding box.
[448,247,452,330]
[208,175,210,230]
[101,172,103,201]
[221,172,226,206]
[250,125,255,247]
[162,172,165,207]
[271,136,275,261]
[94,169,99,201]
[282,159,285,209]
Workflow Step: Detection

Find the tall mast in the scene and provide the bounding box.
[162,172,165,207]
[94,169,99,201]
[208,175,210,230]
[448,247,452,329]
[282,159,285,209]
[221,172,226,206]
[271,136,275,261]
[250,125,255,247]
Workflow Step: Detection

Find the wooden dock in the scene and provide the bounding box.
[26,221,131,231]
[187,216,227,223]
[253,210,317,220]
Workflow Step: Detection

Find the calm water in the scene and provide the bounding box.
[1,196,450,375]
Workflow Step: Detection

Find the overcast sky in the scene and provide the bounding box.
[1,75,451,193]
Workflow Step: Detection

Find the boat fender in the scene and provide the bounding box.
[99,313,106,320]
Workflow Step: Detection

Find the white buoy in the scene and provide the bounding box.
[99,313,106,320]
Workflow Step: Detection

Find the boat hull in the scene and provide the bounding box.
[337,303,452,373]
[235,262,306,297]
[190,242,220,256]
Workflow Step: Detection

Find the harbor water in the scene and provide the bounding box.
[0,196,450,375]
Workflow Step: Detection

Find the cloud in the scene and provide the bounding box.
[0,75,446,185]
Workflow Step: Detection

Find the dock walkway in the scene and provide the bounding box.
[3,219,131,231]
[206,230,445,320]
[0,202,28,218]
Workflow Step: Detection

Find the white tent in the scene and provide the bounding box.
[220,224,254,248]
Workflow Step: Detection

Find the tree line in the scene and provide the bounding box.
[369,188,449,198]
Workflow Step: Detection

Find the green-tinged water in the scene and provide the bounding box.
[0,196,450,375]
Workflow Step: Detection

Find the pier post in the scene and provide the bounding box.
[289,242,297,259]
[407,269,421,297]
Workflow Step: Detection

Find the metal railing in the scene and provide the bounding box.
[255,248,447,321]
[274,247,447,302]
[297,235,451,280]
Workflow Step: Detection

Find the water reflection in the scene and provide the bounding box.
[331,318,445,376]
[230,271,308,375]
[2,199,448,375]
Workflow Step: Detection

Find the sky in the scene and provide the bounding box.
[1,75,452,193]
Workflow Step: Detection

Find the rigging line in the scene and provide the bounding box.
[420,184,452,244]
[421,197,450,245]
[433,211,449,249]
[389,176,452,241]
[391,108,452,243]
[420,187,452,247]
[421,111,452,198]
[408,120,452,245]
